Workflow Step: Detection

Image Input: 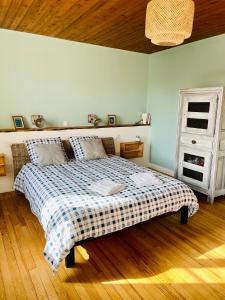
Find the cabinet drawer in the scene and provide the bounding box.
[178,147,212,190]
[181,93,218,136]
[0,154,6,176]
[180,135,213,150]
[120,142,144,159]
[123,143,140,151]
[0,156,4,165]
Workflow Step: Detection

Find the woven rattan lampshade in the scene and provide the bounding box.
[145,0,195,46]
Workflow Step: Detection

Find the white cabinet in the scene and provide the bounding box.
[176,87,225,203]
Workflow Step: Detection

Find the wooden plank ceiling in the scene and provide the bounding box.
[0,0,225,54]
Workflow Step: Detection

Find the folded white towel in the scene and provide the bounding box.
[89,179,125,196]
[130,172,162,187]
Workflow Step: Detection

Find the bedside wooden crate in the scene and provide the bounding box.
[120,142,144,159]
[0,154,6,176]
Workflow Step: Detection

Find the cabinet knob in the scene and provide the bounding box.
[192,140,197,144]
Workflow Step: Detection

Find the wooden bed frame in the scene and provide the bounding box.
[11,137,189,269]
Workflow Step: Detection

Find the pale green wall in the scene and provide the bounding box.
[0,29,148,128]
[147,34,225,171]
[3,28,225,172]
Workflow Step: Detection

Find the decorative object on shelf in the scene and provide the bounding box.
[62,121,68,127]
[120,141,144,159]
[135,135,141,142]
[88,114,98,124]
[145,0,195,46]
[93,118,101,128]
[136,113,151,125]
[12,116,25,129]
[142,113,151,125]
[0,154,6,176]
[88,114,101,127]
[31,115,45,128]
[108,115,116,126]
[176,87,225,204]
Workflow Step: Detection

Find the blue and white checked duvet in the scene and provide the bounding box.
[14,155,199,271]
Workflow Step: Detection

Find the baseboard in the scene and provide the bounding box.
[149,163,175,177]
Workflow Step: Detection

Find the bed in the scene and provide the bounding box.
[12,138,199,272]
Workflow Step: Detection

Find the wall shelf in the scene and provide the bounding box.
[0,124,150,133]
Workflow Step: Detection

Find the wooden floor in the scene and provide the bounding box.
[0,193,225,300]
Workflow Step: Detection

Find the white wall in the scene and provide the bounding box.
[0,127,150,193]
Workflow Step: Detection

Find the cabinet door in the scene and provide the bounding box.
[178,147,212,190]
[181,93,218,136]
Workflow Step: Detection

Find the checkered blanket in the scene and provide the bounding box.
[14,155,198,271]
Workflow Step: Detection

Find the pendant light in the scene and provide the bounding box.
[145,0,195,46]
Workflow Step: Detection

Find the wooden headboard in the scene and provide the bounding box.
[11,137,115,178]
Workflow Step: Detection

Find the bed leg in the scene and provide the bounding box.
[65,247,75,268]
[180,206,188,224]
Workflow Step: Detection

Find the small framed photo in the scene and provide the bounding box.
[108,114,116,126]
[12,116,25,129]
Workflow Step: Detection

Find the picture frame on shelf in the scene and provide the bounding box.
[108,114,116,126]
[12,116,25,129]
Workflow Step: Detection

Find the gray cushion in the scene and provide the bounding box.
[33,144,67,167]
[80,138,108,160]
